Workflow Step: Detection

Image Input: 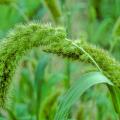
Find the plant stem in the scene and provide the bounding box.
[108,85,120,118]
[44,0,62,24]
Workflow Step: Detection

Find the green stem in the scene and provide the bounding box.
[44,0,62,24]
[108,85,120,118]
[63,6,72,89]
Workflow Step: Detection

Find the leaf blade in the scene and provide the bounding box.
[54,71,113,120]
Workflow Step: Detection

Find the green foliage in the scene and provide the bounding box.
[0,0,120,120]
[39,90,61,120]
[34,55,49,119]
[0,21,120,116]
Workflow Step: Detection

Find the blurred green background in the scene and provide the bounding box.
[0,0,120,120]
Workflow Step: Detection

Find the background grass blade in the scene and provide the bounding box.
[34,55,49,120]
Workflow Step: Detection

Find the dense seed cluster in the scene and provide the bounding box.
[45,40,120,86]
[0,23,66,107]
[0,23,120,107]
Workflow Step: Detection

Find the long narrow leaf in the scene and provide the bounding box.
[54,71,113,120]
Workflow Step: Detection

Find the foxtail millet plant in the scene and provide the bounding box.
[0,22,120,109]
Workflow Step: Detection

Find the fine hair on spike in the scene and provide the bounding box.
[0,22,120,108]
